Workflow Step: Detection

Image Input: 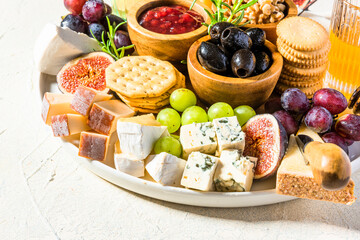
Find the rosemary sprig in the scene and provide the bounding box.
[190,0,258,33]
[91,16,134,60]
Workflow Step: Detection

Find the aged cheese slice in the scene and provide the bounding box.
[181,152,219,191]
[34,23,101,75]
[276,134,356,205]
[117,122,167,160]
[88,100,135,135]
[41,92,77,125]
[71,86,112,116]
[79,131,110,161]
[117,114,161,126]
[145,152,186,186]
[51,114,90,137]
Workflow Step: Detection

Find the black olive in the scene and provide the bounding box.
[231,49,256,78]
[210,22,234,44]
[221,27,252,53]
[253,51,271,75]
[246,28,266,47]
[197,42,229,73]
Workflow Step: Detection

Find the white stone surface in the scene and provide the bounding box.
[0,0,359,239]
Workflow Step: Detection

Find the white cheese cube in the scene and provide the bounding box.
[180,122,217,159]
[181,152,219,191]
[114,153,145,178]
[145,152,186,186]
[213,116,245,154]
[117,122,167,160]
[214,150,257,192]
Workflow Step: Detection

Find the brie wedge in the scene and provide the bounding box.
[34,23,101,75]
[117,121,167,160]
[145,152,186,186]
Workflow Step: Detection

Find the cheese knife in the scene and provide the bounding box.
[295,134,352,191]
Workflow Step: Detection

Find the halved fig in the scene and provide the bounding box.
[57,52,114,94]
[242,114,288,179]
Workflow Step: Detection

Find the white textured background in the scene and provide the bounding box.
[0,0,360,239]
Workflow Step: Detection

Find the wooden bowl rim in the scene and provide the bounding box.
[127,0,212,41]
[242,0,298,28]
[187,35,283,84]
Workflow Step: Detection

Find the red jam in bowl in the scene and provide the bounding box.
[138,5,204,34]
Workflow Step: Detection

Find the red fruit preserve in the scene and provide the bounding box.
[138,5,204,34]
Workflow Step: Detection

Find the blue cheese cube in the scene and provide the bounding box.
[145,152,186,186]
[181,152,219,191]
[213,116,245,154]
[214,150,257,192]
[180,122,217,159]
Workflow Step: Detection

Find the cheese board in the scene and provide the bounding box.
[35,0,360,207]
[36,71,360,207]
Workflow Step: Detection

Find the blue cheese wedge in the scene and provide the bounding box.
[180,122,217,159]
[145,152,186,186]
[181,152,219,191]
[214,150,258,192]
[117,121,167,160]
[213,116,245,154]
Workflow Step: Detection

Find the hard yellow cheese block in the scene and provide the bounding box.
[51,114,90,137]
[117,114,161,126]
[71,86,112,116]
[41,92,77,125]
[87,100,135,135]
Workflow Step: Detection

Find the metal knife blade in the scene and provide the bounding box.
[295,134,314,165]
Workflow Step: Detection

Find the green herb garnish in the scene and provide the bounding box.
[190,0,258,33]
[91,16,134,60]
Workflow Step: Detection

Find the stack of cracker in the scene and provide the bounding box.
[106,56,185,113]
[275,17,330,97]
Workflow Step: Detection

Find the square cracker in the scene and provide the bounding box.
[106,56,178,98]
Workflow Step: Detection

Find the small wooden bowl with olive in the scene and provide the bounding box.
[187,23,283,109]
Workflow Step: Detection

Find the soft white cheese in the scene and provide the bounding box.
[181,152,219,191]
[117,121,167,160]
[213,116,245,154]
[34,23,101,75]
[145,152,186,186]
[214,150,257,192]
[114,153,145,177]
[180,122,217,159]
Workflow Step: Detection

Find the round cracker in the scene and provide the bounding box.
[121,95,170,108]
[128,105,164,114]
[106,56,178,98]
[278,45,329,65]
[276,16,329,51]
[278,78,322,88]
[283,62,328,77]
[275,81,323,97]
[284,59,327,69]
[277,38,331,60]
[280,71,325,82]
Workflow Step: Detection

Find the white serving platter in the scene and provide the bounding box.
[36,71,360,207]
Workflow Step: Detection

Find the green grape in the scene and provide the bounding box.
[170,88,197,112]
[234,105,256,126]
[156,108,181,133]
[207,102,234,121]
[181,106,208,125]
[154,136,182,158]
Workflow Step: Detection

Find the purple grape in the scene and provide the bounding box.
[281,88,310,114]
[264,97,283,113]
[322,132,349,155]
[82,0,106,23]
[87,23,106,41]
[104,3,112,15]
[101,14,127,32]
[114,30,134,55]
[273,110,299,135]
[304,106,333,133]
[60,14,87,33]
[344,138,354,146]
[313,88,348,115]
[335,114,360,141]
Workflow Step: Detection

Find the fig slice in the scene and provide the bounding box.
[242,114,288,179]
[57,52,114,94]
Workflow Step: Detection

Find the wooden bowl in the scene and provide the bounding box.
[243,0,298,44]
[187,35,283,109]
[127,0,211,62]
